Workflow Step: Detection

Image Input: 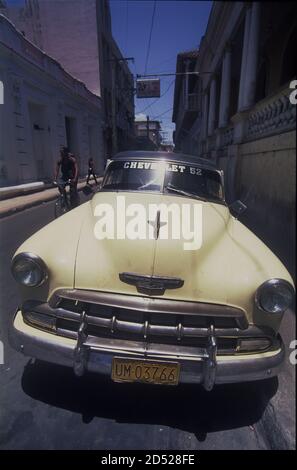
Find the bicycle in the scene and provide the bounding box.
[53,179,72,218]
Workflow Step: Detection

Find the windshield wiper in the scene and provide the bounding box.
[138,179,160,190]
[165,184,207,202]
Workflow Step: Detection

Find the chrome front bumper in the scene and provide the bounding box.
[9,310,285,390]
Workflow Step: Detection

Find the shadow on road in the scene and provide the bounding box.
[21,359,278,442]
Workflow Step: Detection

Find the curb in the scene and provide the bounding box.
[259,400,293,449]
[0,182,48,201]
[0,177,93,201]
[0,181,100,220]
[257,381,295,450]
[0,194,57,219]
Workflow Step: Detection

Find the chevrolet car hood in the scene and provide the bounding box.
[74,192,292,320]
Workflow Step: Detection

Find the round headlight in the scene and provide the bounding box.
[11,253,48,287]
[255,279,295,313]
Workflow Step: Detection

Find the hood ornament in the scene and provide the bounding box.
[148,210,167,240]
[119,272,184,296]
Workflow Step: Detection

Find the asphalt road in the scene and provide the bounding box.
[0,197,293,450]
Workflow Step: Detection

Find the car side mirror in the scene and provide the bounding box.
[105,159,112,169]
[229,200,247,218]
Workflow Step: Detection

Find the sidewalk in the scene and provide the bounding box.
[0,181,47,200]
[0,179,100,219]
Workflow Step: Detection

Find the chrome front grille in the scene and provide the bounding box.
[54,291,246,348]
[58,297,241,330]
[22,289,279,360]
[22,289,258,352]
[55,301,239,347]
[55,317,238,351]
[22,289,276,356]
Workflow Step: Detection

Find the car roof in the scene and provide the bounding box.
[112,151,219,171]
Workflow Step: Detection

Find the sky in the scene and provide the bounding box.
[5,0,212,144]
[110,0,212,143]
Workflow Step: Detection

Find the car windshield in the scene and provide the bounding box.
[164,163,223,201]
[101,160,224,202]
[102,160,164,192]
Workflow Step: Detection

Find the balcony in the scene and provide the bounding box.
[187,93,199,112]
[245,85,296,142]
[176,93,200,138]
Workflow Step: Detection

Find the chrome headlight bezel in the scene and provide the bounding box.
[11,252,48,287]
[255,278,295,314]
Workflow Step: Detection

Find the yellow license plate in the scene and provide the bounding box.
[111,358,180,385]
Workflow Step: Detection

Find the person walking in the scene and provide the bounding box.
[86,157,98,185]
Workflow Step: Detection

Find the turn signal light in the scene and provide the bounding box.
[24,311,56,332]
[237,338,271,353]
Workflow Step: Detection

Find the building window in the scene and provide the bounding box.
[255,57,269,102]
[280,26,297,86]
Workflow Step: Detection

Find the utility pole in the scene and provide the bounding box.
[108,56,134,156]
[146,115,150,140]
[111,60,117,156]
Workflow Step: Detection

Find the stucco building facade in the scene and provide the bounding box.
[172,49,199,154]
[173,2,296,275]
[0,14,104,186]
[134,119,162,150]
[1,0,135,157]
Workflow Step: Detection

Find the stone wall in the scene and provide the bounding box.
[223,130,296,278]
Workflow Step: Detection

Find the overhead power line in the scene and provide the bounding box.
[137,71,209,78]
[149,53,179,71]
[124,0,129,51]
[152,107,173,120]
[144,0,157,75]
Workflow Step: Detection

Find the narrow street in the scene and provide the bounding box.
[0,200,293,450]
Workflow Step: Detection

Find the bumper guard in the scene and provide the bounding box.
[10,310,285,390]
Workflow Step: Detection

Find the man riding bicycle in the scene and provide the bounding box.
[54,146,79,209]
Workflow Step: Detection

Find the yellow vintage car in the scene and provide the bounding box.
[10,151,295,390]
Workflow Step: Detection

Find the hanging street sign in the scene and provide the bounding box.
[136,78,160,98]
